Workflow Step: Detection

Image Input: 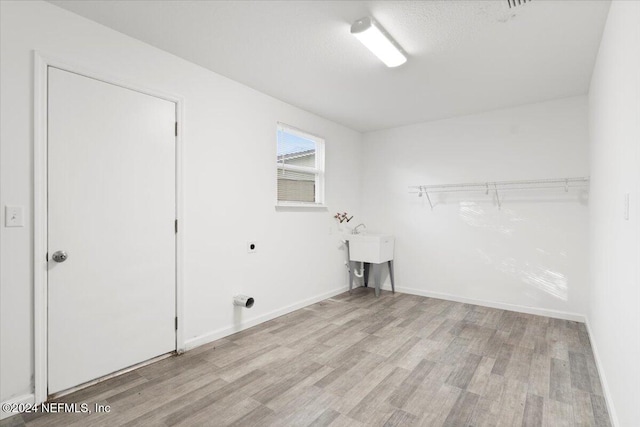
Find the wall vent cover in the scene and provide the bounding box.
[507,0,532,8]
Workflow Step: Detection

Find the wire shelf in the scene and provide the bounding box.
[408,177,589,209]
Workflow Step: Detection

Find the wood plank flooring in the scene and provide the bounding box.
[1,288,610,426]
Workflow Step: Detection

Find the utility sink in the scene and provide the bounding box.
[346,233,394,264]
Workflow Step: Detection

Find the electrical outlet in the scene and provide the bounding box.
[247,241,257,253]
[5,206,24,227]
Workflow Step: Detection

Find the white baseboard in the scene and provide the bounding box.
[1,393,35,420]
[376,284,586,322]
[184,286,349,350]
[584,318,619,427]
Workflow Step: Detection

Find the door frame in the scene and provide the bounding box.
[33,51,185,404]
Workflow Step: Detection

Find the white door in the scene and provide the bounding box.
[47,67,176,394]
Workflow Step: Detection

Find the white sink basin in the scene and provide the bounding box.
[346,234,394,264]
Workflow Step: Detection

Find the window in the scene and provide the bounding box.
[276,123,325,206]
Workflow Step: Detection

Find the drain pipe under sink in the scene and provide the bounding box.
[344,261,364,277]
[342,239,364,277]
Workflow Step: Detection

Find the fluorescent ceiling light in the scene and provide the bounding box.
[350,17,407,68]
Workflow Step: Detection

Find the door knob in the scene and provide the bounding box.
[52,250,68,263]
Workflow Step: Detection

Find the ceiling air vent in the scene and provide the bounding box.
[507,0,532,8]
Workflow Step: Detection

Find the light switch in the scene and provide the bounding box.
[5,206,24,227]
[624,193,630,221]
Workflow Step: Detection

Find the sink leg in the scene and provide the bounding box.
[388,260,395,293]
[348,261,355,294]
[373,263,381,297]
[364,263,370,288]
[345,241,352,294]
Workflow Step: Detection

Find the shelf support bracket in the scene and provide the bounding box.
[425,190,434,209]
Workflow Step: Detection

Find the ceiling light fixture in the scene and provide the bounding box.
[350,17,407,68]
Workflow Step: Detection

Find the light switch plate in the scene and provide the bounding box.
[624,193,630,221]
[5,206,24,227]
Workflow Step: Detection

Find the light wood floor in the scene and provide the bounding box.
[2,288,610,426]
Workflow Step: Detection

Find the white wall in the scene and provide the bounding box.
[361,97,590,319]
[588,1,640,426]
[0,1,362,403]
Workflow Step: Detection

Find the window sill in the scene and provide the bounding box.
[275,203,328,211]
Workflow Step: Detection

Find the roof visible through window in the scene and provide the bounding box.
[277,130,315,157]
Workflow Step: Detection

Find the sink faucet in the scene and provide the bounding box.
[352,223,366,234]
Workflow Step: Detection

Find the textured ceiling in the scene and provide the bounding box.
[48,0,611,132]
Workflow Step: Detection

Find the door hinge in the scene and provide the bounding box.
[175,219,178,233]
[45,252,48,262]
[175,122,178,137]
[175,317,178,330]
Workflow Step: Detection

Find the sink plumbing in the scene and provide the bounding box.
[352,223,366,234]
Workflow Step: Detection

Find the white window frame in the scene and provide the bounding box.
[276,123,325,207]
